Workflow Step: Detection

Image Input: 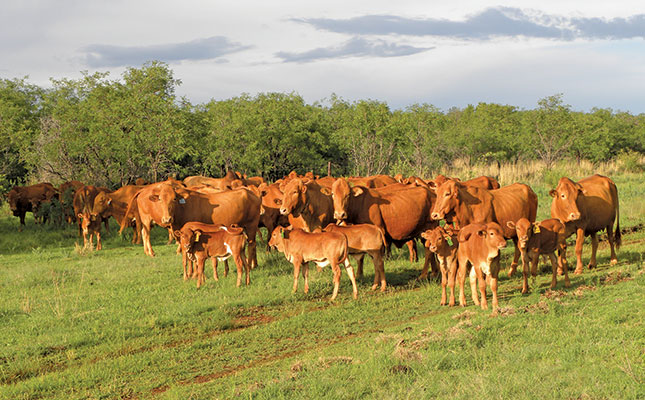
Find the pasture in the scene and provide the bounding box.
[1,172,644,399]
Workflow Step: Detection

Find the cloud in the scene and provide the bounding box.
[292,8,645,41]
[80,36,252,68]
[276,37,433,63]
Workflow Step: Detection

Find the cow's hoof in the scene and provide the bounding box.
[574,268,583,275]
[371,284,378,291]
[610,259,618,265]
[587,263,596,270]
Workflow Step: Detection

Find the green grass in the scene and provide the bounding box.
[0,174,643,399]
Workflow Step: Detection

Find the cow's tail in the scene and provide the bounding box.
[378,227,388,249]
[614,197,621,251]
[340,234,349,266]
[120,191,140,235]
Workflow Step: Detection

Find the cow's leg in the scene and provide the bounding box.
[418,246,434,280]
[223,260,229,277]
[490,262,500,315]
[302,262,309,294]
[470,267,480,306]
[456,257,468,307]
[292,259,302,293]
[212,259,219,281]
[607,223,618,265]
[344,259,358,299]
[234,255,244,287]
[548,252,559,289]
[574,228,585,274]
[96,230,102,250]
[196,258,206,289]
[141,224,155,257]
[330,263,342,301]
[588,232,598,270]
[558,247,571,287]
[521,251,532,294]
[440,259,448,306]
[243,249,251,285]
[182,252,189,280]
[508,237,520,277]
[167,229,174,245]
[447,257,457,306]
[369,251,386,291]
[248,237,258,269]
[407,240,418,263]
[355,253,365,279]
[476,267,488,310]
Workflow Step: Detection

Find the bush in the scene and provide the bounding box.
[617,151,645,173]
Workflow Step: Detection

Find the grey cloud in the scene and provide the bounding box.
[81,36,252,68]
[276,37,433,63]
[292,8,645,41]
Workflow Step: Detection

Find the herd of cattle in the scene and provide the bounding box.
[6,170,621,314]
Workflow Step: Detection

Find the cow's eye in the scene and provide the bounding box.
[561,194,566,199]
[444,192,450,197]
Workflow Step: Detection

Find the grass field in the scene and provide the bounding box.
[0,172,644,399]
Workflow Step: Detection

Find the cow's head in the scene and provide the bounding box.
[148,184,185,227]
[92,191,111,218]
[328,178,363,221]
[431,179,461,220]
[278,179,307,216]
[78,212,92,235]
[268,226,289,252]
[421,225,458,253]
[549,177,584,222]
[174,227,202,261]
[7,187,22,215]
[506,218,532,250]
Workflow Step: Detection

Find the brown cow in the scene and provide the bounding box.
[121,184,260,267]
[430,179,538,276]
[91,185,145,244]
[430,174,500,190]
[422,224,460,306]
[328,178,438,283]
[347,174,398,188]
[74,185,111,249]
[183,170,238,190]
[324,223,387,291]
[7,183,58,228]
[174,222,249,288]
[277,178,334,233]
[507,218,570,293]
[269,226,358,300]
[258,182,289,247]
[456,222,507,315]
[549,175,621,274]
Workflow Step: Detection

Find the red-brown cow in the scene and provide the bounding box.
[456,222,507,315]
[422,224,459,306]
[91,185,145,244]
[174,222,249,289]
[549,174,621,273]
[430,179,537,276]
[430,175,500,190]
[258,182,289,247]
[269,226,358,300]
[183,170,238,190]
[324,223,387,291]
[328,177,438,282]
[507,218,570,293]
[347,174,398,188]
[74,185,111,250]
[7,183,58,228]
[121,184,260,268]
[277,178,334,233]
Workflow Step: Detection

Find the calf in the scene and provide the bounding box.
[507,218,570,294]
[269,226,358,300]
[324,223,387,291]
[421,224,459,306]
[78,212,103,250]
[456,222,507,315]
[174,222,249,289]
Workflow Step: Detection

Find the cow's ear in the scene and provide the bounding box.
[458,231,472,242]
[300,184,308,194]
[273,198,282,205]
[173,230,181,239]
[351,187,364,197]
[107,199,112,205]
[506,221,516,230]
[258,183,268,197]
[549,189,557,198]
[320,187,331,196]
[77,213,83,219]
[576,184,586,195]
[278,181,287,192]
[427,181,437,190]
[149,194,160,202]
[477,229,487,237]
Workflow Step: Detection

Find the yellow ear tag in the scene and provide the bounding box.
[194,232,201,242]
[533,224,540,234]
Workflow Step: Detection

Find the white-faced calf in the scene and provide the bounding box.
[269,226,358,300]
[506,218,570,293]
[174,222,249,289]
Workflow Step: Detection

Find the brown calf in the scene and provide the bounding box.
[269,227,358,300]
[507,218,570,294]
[174,222,249,289]
[324,223,387,291]
[422,224,460,306]
[456,222,508,315]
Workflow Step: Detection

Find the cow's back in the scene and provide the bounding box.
[490,183,538,238]
[376,186,435,240]
[177,188,261,233]
[577,175,618,232]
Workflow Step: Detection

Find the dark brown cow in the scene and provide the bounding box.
[7,183,58,228]
[91,185,145,244]
[328,177,438,283]
[456,222,507,315]
[324,223,387,291]
[74,185,111,250]
[121,184,260,268]
[507,218,570,293]
[430,179,538,276]
[268,226,358,300]
[174,222,249,288]
[549,175,621,273]
[422,224,459,306]
[277,178,334,233]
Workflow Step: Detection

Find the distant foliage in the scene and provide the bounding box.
[1,63,644,187]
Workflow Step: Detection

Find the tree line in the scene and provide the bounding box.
[1,61,644,193]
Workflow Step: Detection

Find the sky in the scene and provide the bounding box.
[2,1,645,113]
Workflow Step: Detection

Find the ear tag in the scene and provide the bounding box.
[533,223,540,234]
[439,220,446,227]
[445,236,453,246]
[452,222,456,229]
[179,198,186,204]
[194,232,201,242]
[280,230,285,238]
